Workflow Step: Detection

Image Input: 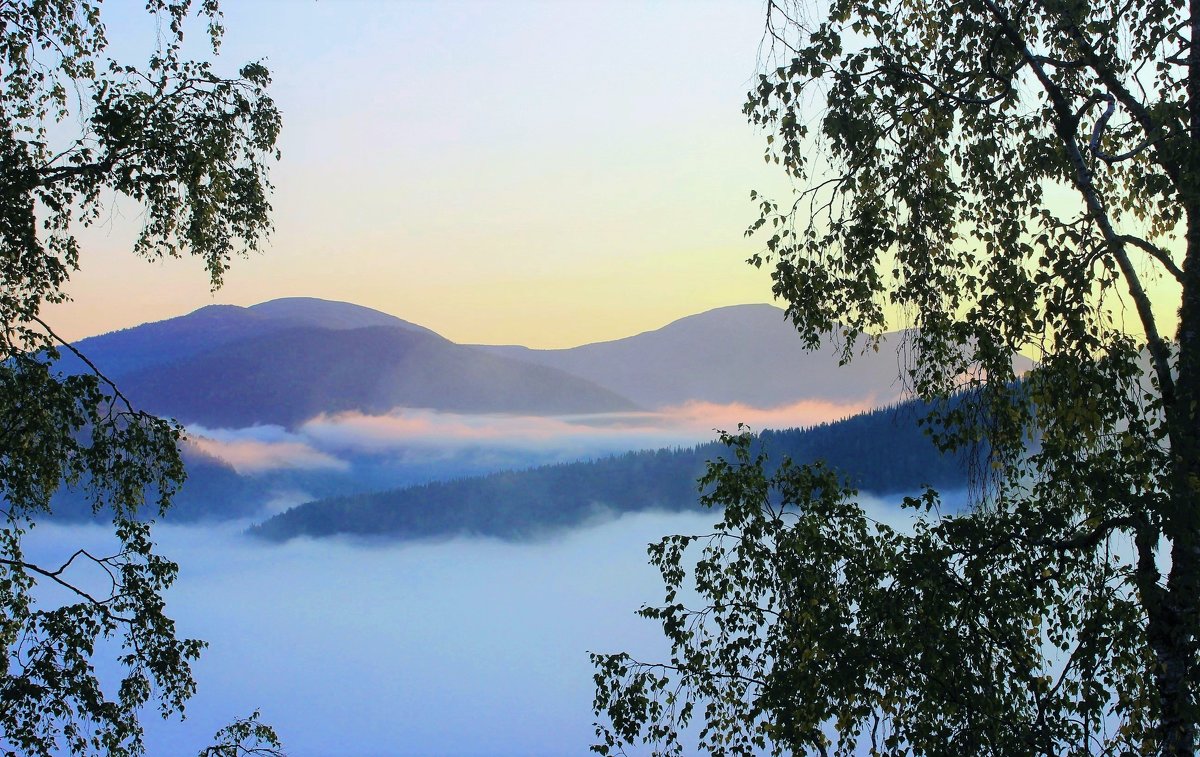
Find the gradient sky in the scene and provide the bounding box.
[44,1,789,348]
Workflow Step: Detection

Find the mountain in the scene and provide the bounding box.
[479,304,1033,409]
[114,325,638,428]
[478,304,903,408]
[59,300,1023,429]
[250,401,970,542]
[246,297,440,336]
[54,297,438,378]
[53,304,287,377]
[41,299,1008,527]
[53,299,638,428]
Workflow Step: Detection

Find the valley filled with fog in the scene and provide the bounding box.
[10,0,1174,752]
[32,298,987,754]
[26,495,939,757]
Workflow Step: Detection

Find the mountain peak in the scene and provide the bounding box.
[188,304,250,317]
[478,303,906,408]
[247,297,440,338]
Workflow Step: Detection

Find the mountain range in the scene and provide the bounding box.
[479,303,913,408]
[57,298,636,427]
[54,298,432,378]
[116,325,638,428]
[47,297,998,534]
[58,297,942,428]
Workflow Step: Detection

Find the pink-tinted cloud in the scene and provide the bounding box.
[656,398,876,434]
[186,434,349,475]
[184,398,878,473]
[298,399,873,455]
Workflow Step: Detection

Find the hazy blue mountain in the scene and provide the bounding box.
[53,305,288,377]
[250,401,970,542]
[43,298,1002,528]
[116,325,639,428]
[58,300,981,429]
[54,297,440,378]
[480,304,1032,409]
[247,296,440,337]
[51,298,637,428]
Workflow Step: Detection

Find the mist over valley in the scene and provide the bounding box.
[50,298,983,535]
[39,297,983,754]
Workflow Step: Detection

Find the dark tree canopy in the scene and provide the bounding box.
[594,0,1200,754]
[0,2,282,754]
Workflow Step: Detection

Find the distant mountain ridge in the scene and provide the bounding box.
[43,297,998,527]
[478,304,909,409]
[246,297,441,336]
[117,324,638,427]
[54,297,639,428]
[52,296,1027,438]
[57,297,438,377]
[479,304,1035,409]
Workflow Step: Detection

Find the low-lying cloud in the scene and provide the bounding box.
[19,492,937,757]
[184,399,873,476]
[657,397,875,433]
[186,426,348,475]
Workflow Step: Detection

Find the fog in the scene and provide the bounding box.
[20,511,714,756]
[186,398,872,476]
[21,488,944,756]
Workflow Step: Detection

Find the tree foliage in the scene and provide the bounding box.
[593,0,1200,753]
[197,710,285,757]
[0,1,281,754]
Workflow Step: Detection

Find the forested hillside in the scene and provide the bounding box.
[252,402,970,541]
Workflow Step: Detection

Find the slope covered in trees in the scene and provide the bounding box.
[251,402,968,542]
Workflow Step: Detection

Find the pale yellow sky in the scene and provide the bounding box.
[43,1,788,349]
[44,1,1181,352]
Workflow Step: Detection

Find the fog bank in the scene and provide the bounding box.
[22,492,930,756]
[186,398,871,476]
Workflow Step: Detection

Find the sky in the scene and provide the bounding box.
[44,0,787,349]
